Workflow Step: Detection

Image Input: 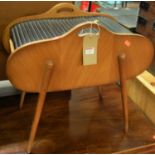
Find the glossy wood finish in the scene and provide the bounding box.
[0,85,154,153]
[27,61,53,153]
[7,26,154,92]
[115,143,155,154]
[4,4,153,92]
[118,54,128,133]
[3,3,154,153]
[27,54,129,153]
[0,2,72,80]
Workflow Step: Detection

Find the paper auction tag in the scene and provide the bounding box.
[83,34,99,65]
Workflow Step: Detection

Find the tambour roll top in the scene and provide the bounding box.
[10,16,131,49]
[3,3,154,93]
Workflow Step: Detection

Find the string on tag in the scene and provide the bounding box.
[94,19,100,36]
[78,20,100,37]
[90,22,93,35]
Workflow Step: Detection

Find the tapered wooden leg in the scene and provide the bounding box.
[98,86,103,101]
[27,61,53,153]
[118,54,128,133]
[19,91,26,110]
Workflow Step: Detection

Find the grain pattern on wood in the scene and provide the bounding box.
[127,71,155,125]
[118,54,128,133]
[3,3,155,153]
[4,3,154,93]
[0,85,154,153]
[6,27,154,92]
[114,143,155,154]
[27,61,53,153]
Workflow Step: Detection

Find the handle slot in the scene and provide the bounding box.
[56,7,74,13]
